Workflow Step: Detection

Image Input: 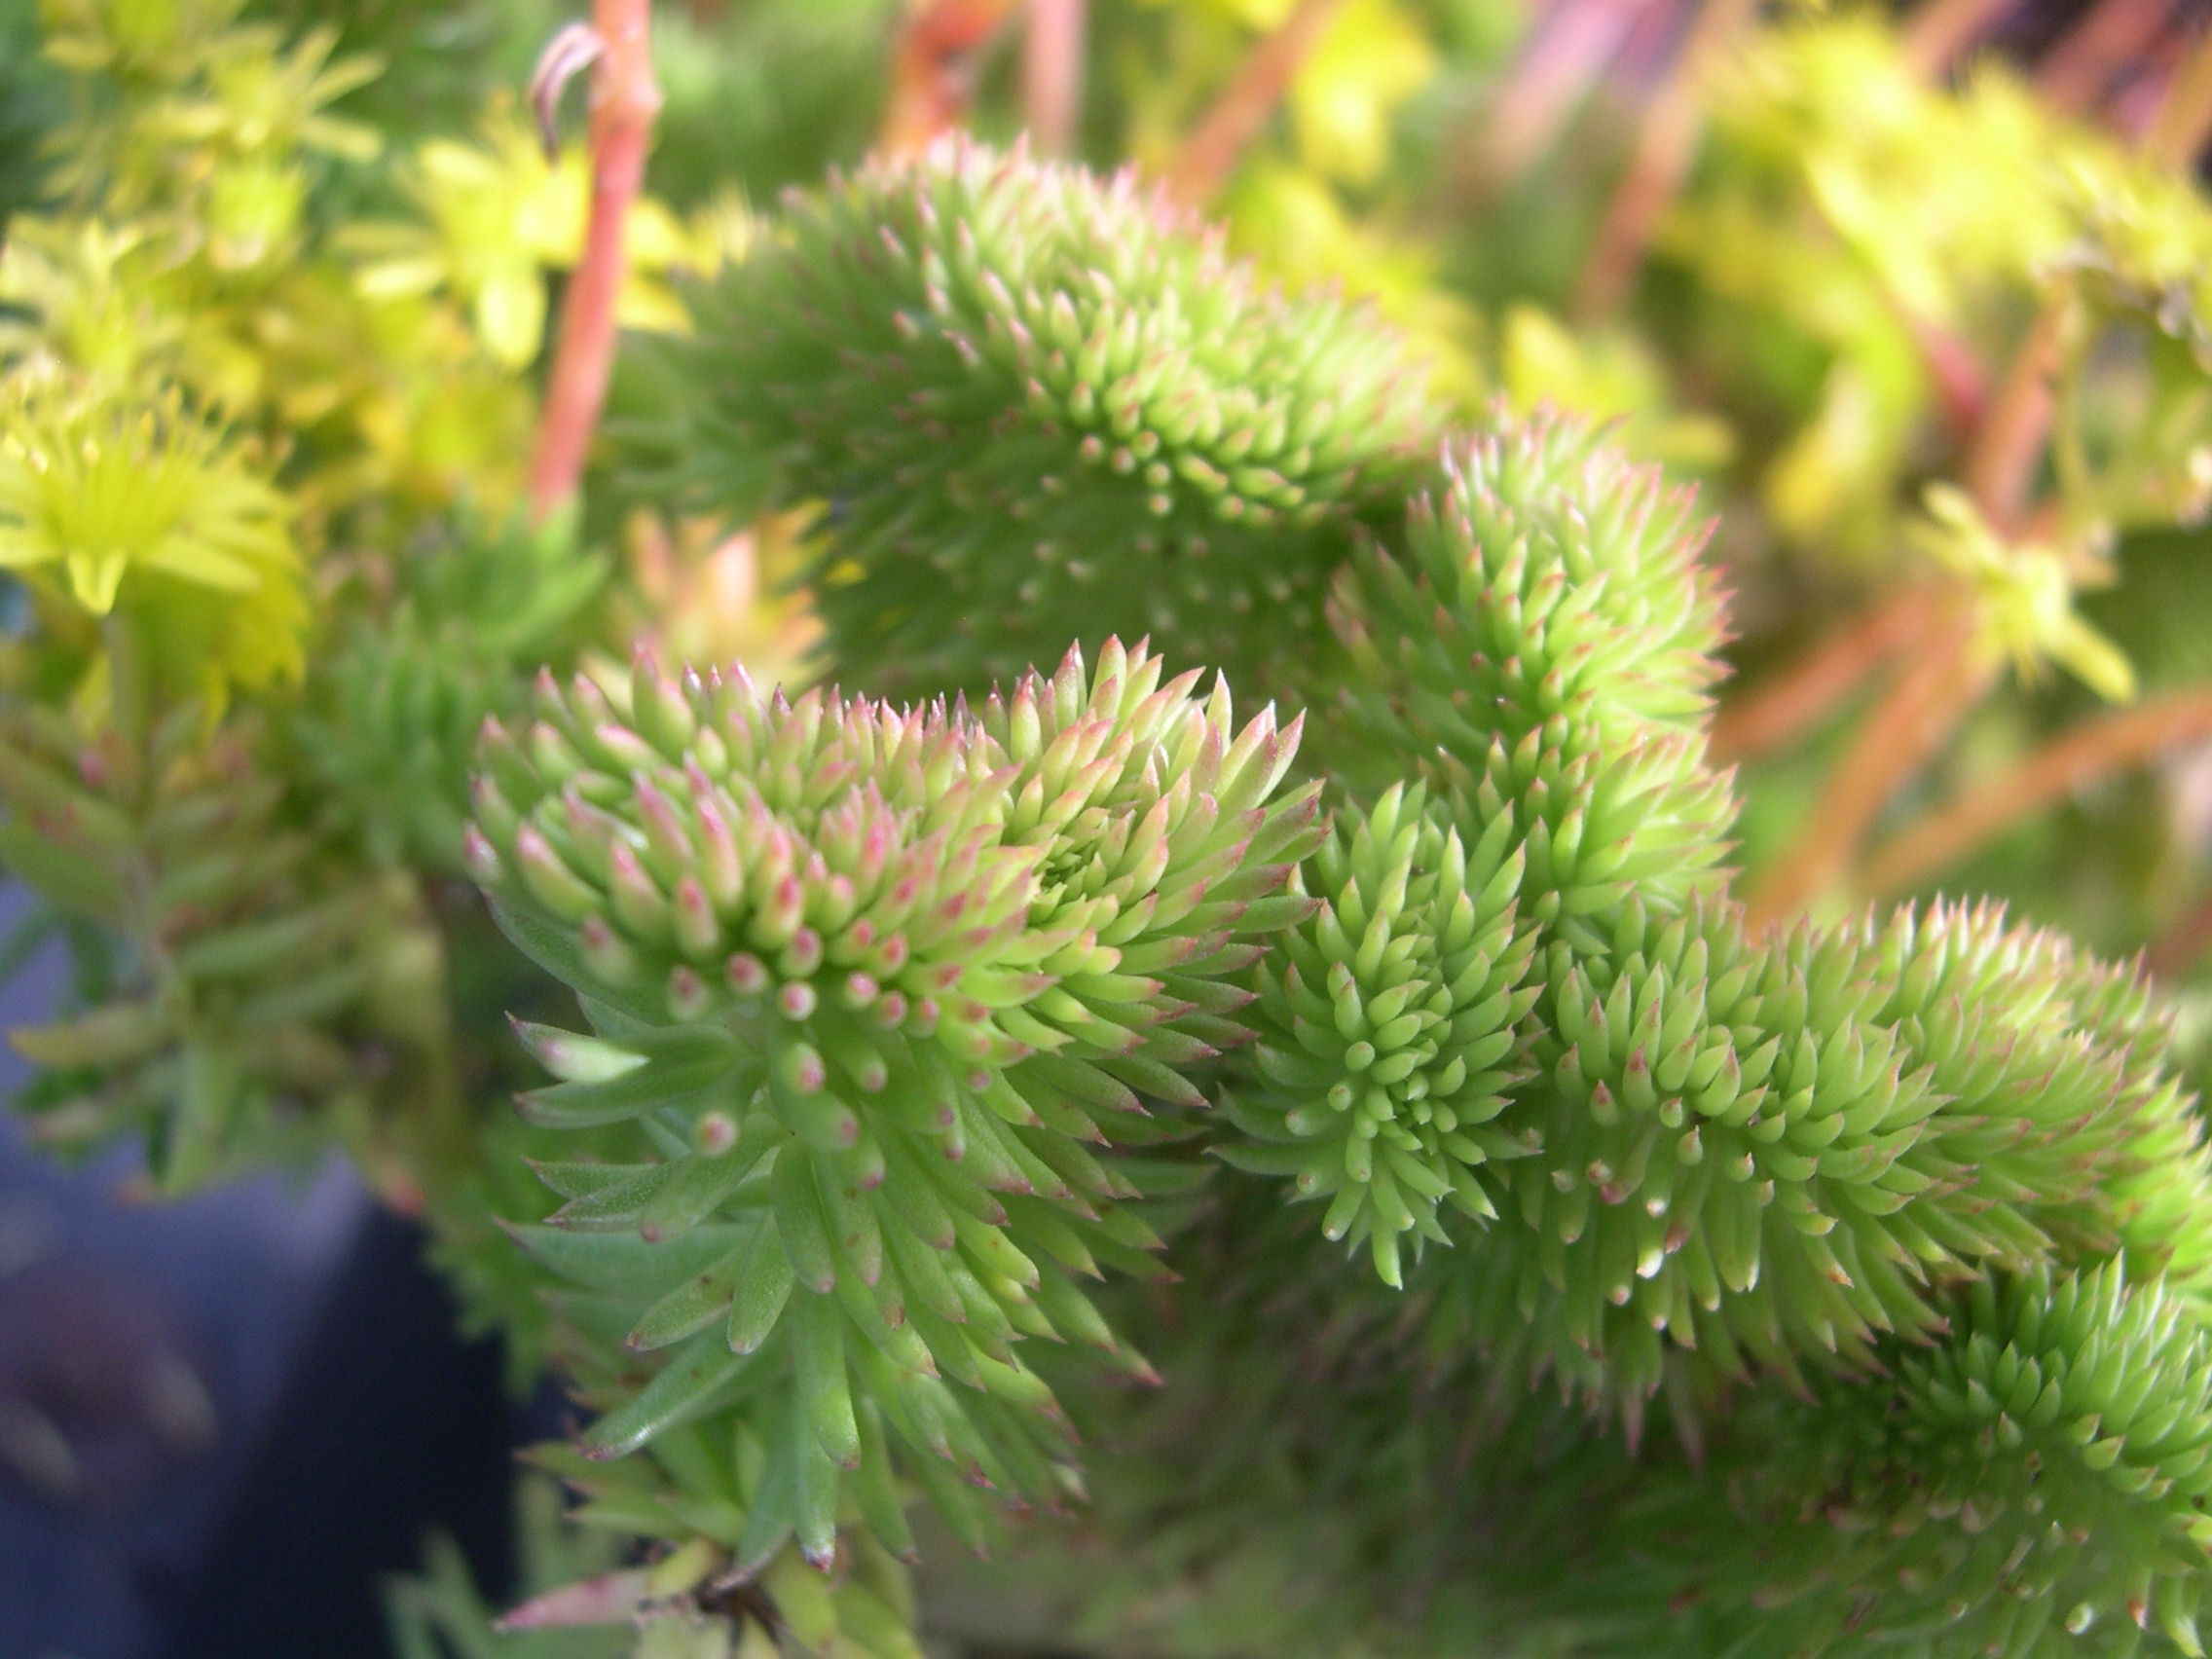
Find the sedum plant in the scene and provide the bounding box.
[467,636,1319,1562]
[673,142,1436,701]
[14,5,2212,1659]
[442,138,2212,1658]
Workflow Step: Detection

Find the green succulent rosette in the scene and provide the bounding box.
[465,637,1320,1562]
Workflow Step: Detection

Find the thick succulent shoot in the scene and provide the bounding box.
[463,637,1321,1555]
[1330,415,1737,937]
[1447,898,2155,1413]
[1618,1265,2212,1659]
[680,135,1438,701]
[1229,782,1540,1287]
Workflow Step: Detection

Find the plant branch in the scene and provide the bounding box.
[1746,265,2073,924]
[1741,287,2068,922]
[1458,0,1650,194]
[1900,0,2016,79]
[2148,887,2212,979]
[2037,0,2168,113]
[1022,0,1087,155]
[1571,0,1760,321]
[1744,604,1988,930]
[1960,296,2069,531]
[2146,20,2212,167]
[1900,310,1991,444]
[527,0,662,525]
[1710,589,1935,765]
[1164,0,1344,210]
[1859,684,2212,896]
[880,0,1024,155]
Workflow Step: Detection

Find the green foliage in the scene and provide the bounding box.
[13,5,2212,1658]
[387,1475,640,1659]
[389,1468,922,1659]
[466,637,1319,1560]
[643,0,896,208]
[0,0,640,1194]
[0,700,448,1189]
[304,508,608,871]
[678,137,1438,701]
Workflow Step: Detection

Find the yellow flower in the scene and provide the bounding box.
[1499,304,1735,471]
[149,22,380,165]
[345,108,694,369]
[1911,482,2136,703]
[2052,146,2212,359]
[0,218,185,387]
[37,0,246,81]
[0,377,306,694]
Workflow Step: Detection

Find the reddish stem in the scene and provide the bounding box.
[1165,0,1346,209]
[2037,0,2168,113]
[1744,605,1989,931]
[1901,310,1991,445]
[1570,0,1760,321]
[1748,289,2067,916]
[528,0,662,524]
[1860,683,2212,896]
[880,0,1024,155]
[1023,0,1088,155]
[1960,297,2068,533]
[2146,20,2212,167]
[1461,0,1651,193]
[1710,590,1936,766]
[1900,0,2016,78]
[2148,889,2212,980]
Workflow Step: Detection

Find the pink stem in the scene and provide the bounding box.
[529,0,663,524]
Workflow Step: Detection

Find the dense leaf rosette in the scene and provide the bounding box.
[1228,782,1538,1286]
[1606,1266,2212,1659]
[677,137,1438,700]
[465,637,1319,1561]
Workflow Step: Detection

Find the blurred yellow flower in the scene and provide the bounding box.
[0,219,185,387]
[1500,304,1734,471]
[37,0,245,80]
[1911,482,2136,704]
[345,110,698,370]
[0,378,306,693]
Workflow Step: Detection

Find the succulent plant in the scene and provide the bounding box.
[676,136,1439,702]
[11,15,2212,1650]
[535,144,2212,1654]
[465,636,1319,1562]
